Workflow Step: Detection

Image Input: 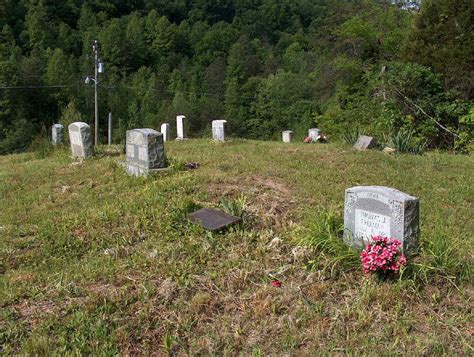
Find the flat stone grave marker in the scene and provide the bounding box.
[212,120,227,142]
[344,186,419,256]
[188,208,241,231]
[282,130,293,143]
[125,128,167,176]
[68,122,93,158]
[51,124,64,145]
[354,135,376,150]
[161,123,170,142]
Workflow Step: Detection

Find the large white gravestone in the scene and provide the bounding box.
[51,124,64,146]
[282,130,293,143]
[308,128,321,141]
[68,122,93,158]
[344,186,420,256]
[212,120,227,142]
[125,128,167,176]
[161,123,170,142]
[176,115,187,140]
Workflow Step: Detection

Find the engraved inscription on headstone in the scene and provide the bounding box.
[160,123,170,142]
[125,128,167,176]
[176,115,187,140]
[282,130,293,143]
[353,135,376,150]
[212,120,227,142]
[68,122,93,158]
[308,128,321,141]
[51,124,64,146]
[344,186,419,256]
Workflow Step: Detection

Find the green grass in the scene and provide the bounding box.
[1,139,473,355]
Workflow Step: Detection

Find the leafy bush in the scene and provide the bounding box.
[385,128,427,155]
[342,127,361,145]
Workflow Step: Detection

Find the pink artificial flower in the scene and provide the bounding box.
[271,280,282,287]
[360,236,407,275]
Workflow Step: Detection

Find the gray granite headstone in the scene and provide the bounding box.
[354,135,376,150]
[161,123,170,142]
[282,130,293,143]
[176,115,187,140]
[125,128,167,176]
[344,186,419,256]
[51,124,64,146]
[68,122,93,158]
[212,120,227,142]
[308,128,321,141]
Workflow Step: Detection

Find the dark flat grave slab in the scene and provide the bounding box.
[188,208,241,231]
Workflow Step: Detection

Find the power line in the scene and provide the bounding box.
[0,84,79,89]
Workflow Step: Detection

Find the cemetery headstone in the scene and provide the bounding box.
[188,208,240,231]
[68,122,93,158]
[344,186,419,256]
[212,120,227,142]
[51,124,64,146]
[125,128,167,176]
[176,115,187,140]
[161,123,170,142]
[282,130,293,143]
[308,128,321,141]
[354,135,376,150]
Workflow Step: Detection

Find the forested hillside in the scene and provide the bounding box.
[0,0,472,153]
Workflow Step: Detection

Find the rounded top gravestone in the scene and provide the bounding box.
[344,186,420,256]
[68,122,93,158]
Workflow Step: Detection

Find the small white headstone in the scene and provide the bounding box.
[125,128,167,176]
[161,123,170,142]
[308,128,321,141]
[51,124,64,146]
[212,120,227,142]
[68,122,93,158]
[176,115,187,140]
[344,186,420,256]
[282,130,293,143]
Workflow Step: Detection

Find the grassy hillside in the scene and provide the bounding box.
[1,140,473,355]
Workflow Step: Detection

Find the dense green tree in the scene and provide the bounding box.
[404,0,474,99]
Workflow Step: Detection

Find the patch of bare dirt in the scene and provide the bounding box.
[206,175,298,229]
[10,300,57,327]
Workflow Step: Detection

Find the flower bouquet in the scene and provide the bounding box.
[360,236,407,280]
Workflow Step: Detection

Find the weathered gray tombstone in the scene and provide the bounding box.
[51,124,64,146]
[176,115,187,140]
[68,122,93,158]
[344,186,419,256]
[125,128,167,176]
[161,123,170,142]
[308,128,321,141]
[282,130,293,143]
[354,135,377,150]
[212,120,227,142]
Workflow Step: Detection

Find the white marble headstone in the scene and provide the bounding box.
[282,130,293,143]
[212,120,227,142]
[344,186,419,256]
[308,128,321,141]
[161,123,170,142]
[176,115,187,140]
[68,122,93,158]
